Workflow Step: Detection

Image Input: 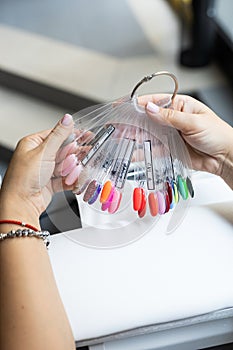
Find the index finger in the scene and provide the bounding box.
[137,94,171,107]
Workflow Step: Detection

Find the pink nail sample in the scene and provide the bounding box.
[65,163,83,185]
[114,192,122,212]
[101,187,115,211]
[108,189,121,214]
[55,156,75,177]
[56,141,77,163]
[157,191,166,214]
[60,154,77,176]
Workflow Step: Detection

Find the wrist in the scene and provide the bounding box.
[221,148,233,190]
[0,194,41,233]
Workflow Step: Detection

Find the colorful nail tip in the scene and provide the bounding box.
[83,180,98,202]
[182,178,189,200]
[100,180,112,203]
[157,191,166,214]
[186,176,194,198]
[108,189,121,213]
[177,175,186,200]
[133,187,142,211]
[88,184,102,204]
[166,181,173,204]
[164,191,170,213]
[148,192,159,217]
[138,203,147,218]
[101,187,115,211]
[139,188,146,212]
[172,181,179,203]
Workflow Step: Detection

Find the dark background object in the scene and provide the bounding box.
[180,0,216,67]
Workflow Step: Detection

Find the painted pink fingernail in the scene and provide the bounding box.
[65,163,83,185]
[147,102,160,114]
[61,114,73,126]
[61,154,77,176]
[56,141,77,163]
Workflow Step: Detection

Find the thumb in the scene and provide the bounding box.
[43,114,74,159]
[146,102,195,134]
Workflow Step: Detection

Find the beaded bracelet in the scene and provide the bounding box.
[0,229,50,248]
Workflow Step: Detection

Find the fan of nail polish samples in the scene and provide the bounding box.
[56,71,194,219]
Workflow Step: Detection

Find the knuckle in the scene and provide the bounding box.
[163,107,175,122]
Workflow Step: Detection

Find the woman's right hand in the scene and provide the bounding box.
[138,94,233,189]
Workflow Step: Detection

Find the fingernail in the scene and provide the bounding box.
[61,154,77,177]
[146,102,160,114]
[61,114,73,126]
[65,164,83,186]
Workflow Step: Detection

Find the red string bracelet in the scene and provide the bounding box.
[0,220,39,232]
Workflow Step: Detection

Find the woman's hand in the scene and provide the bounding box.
[0,114,74,229]
[138,94,233,189]
[0,114,76,350]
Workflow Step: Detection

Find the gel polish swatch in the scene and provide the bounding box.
[182,178,189,200]
[186,176,194,198]
[108,189,121,213]
[100,180,112,203]
[177,175,186,200]
[101,187,115,211]
[157,191,166,214]
[56,154,76,177]
[172,180,179,203]
[83,180,98,202]
[56,141,77,163]
[148,192,159,217]
[164,191,170,212]
[65,163,83,185]
[88,183,102,204]
[166,181,173,204]
[133,187,142,211]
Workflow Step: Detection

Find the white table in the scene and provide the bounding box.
[49,172,233,349]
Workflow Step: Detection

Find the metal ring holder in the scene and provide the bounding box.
[130,71,179,103]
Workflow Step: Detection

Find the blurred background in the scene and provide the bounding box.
[0,0,232,208]
[0,0,232,151]
[0,2,232,348]
[0,0,232,152]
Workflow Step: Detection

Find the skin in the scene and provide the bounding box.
[0,116,76,350]
[138,94,233,189]
[0,95,232,349]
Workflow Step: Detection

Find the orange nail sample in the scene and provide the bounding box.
[100,180,112,203]
[148,192,159,217]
